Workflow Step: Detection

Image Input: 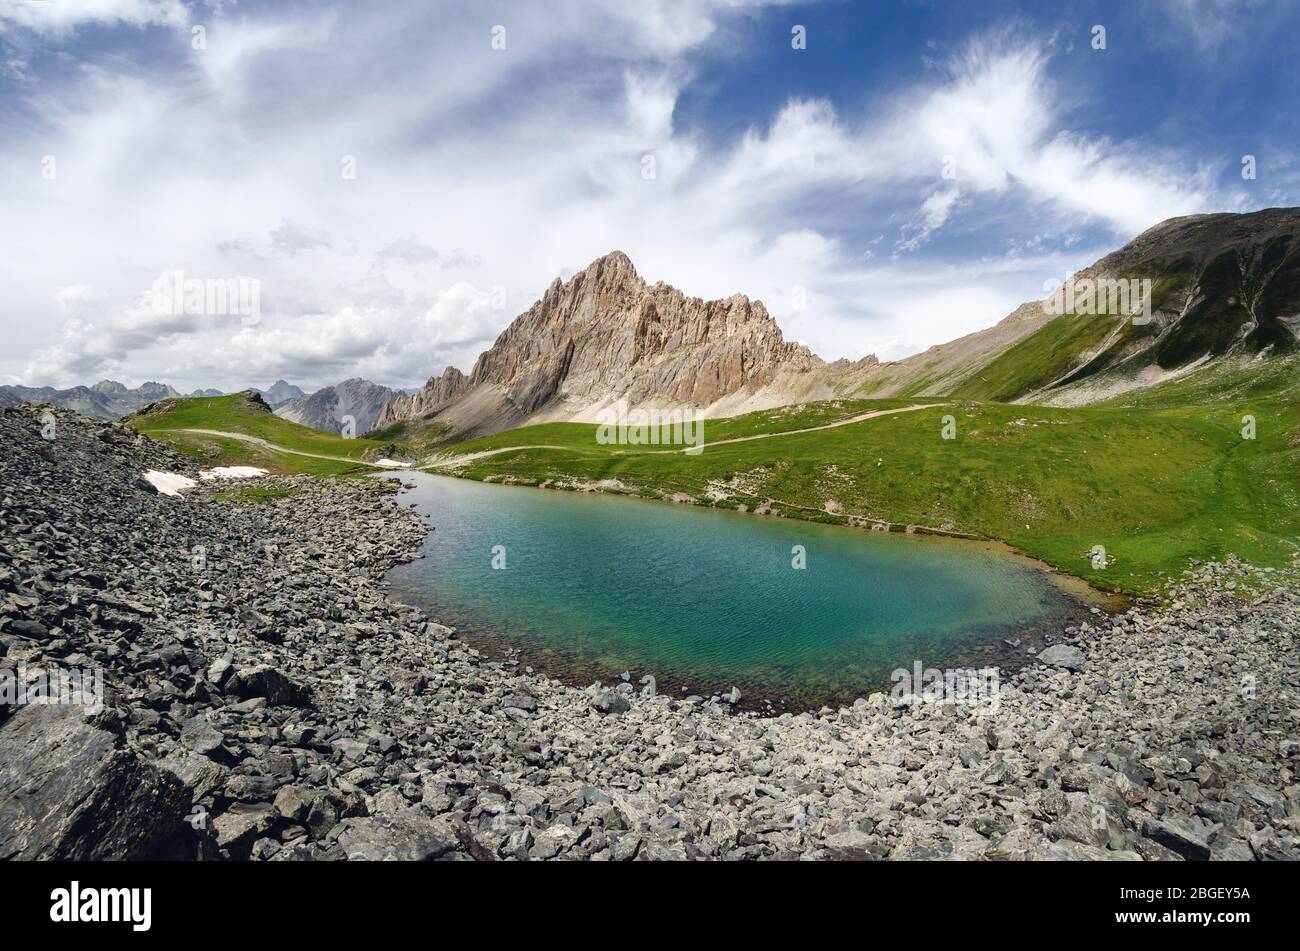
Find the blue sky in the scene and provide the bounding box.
[1,0,1296,391]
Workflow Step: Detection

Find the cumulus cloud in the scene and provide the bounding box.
[0,0,191,35]
[215,280,506,386]
[22,264,504,391]
[54,284,101,310]
[269,220,333,258]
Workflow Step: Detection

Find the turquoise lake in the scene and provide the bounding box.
[382,473,1087,708]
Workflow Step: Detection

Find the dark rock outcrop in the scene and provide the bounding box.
[0,702,193,860]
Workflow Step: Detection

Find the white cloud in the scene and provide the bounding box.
[54,283,100,310]
[896,188,961,254]
[713,35,1215,237]
[195,12,337,94]
[1158,0,1267,53]
[624,69,680,143]
[269,220,333,258]
[0,0,190,34]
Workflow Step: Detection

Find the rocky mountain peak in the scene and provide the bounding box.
[275,378,401,436]
[379,252,822,432]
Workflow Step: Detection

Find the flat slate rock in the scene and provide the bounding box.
[0,702,193,860]
[336,808,458,861]
[1037,644,1086,670]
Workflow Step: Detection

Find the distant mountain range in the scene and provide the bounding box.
[0,380,190,420]
[251,380,305,408]
[11,208,1298,440]
[273,378,402,435]
[0,374,405,437]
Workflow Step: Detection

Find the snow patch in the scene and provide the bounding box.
[199,466,268,480]
[373,458,411,468]
[143,470,197,496]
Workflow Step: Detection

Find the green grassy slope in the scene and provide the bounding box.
[367,414,453,458]
[129,392,387,476]
[946,311,1119,401]
[939,222,1300,404]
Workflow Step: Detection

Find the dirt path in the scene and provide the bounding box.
[422,445,571,469]
[155,428,411,469]
[652,401,945,453]
[419,402,948,468]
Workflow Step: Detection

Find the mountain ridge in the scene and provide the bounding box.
[377,250,828,435]
[378,207,1299,438]
[0,380,184,420]
[274,378,401,436]
[15,209,1298,435]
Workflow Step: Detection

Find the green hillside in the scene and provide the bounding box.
[940,212,1300,403]
[129,392,388,476]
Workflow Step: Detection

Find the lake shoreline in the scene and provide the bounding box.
[377,601,1105,715]
[424,465,1143,603]
[380,471,1126,713]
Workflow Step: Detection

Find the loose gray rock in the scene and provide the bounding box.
[226,665,310,706]
[336,808,457,861]
[1037,644,1086,670]
[2,404,1297,863]
[179,715,225,755]
[213,802,276,858]
[592,689,630,715]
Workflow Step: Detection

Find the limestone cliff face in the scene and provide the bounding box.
[378,251,822,429]
[376,367,467,428]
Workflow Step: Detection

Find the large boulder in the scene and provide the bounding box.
[226,665,310,706]
[592,689,630,715]
[0,702,193,860]
[212,802,276,858]
[1140,815,1214,861]
[336,808,458,861]
[1037,644,1086,671]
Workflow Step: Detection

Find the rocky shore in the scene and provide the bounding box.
[2,404,1297,861]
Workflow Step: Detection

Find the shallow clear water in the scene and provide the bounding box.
[383,473,1084,705]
